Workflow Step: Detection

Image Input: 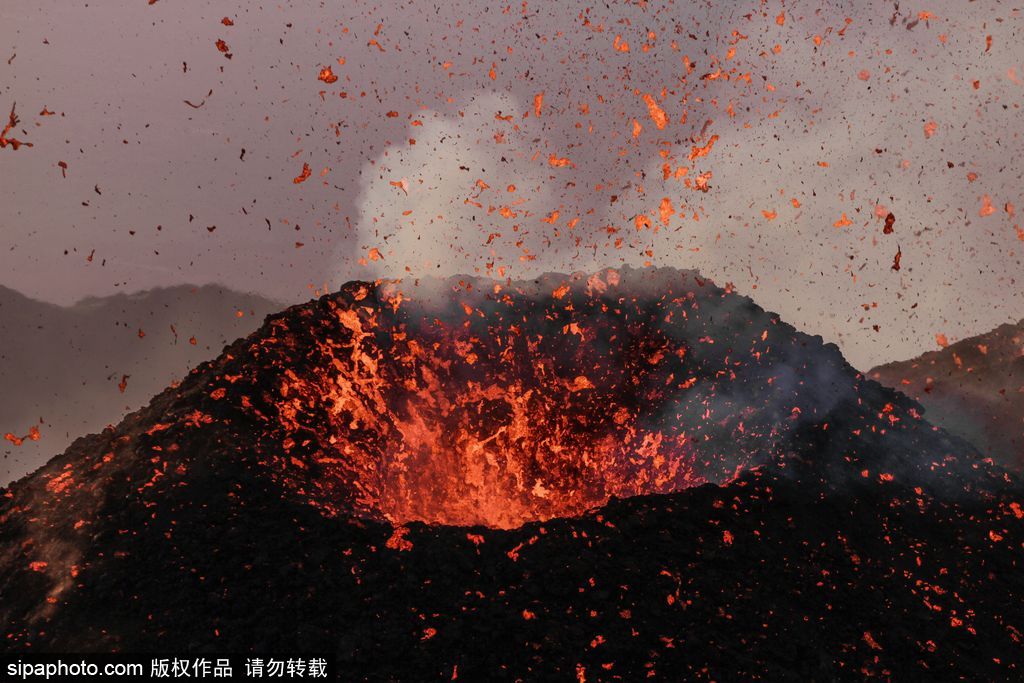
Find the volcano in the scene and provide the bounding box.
[2,267,1023,680]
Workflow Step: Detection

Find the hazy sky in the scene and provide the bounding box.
[1,0,1022,369]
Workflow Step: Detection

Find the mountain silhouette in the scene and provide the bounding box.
[0,285,281,484]
[870,319,1024,471]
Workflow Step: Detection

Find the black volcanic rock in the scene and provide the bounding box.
[1,267,1022,681]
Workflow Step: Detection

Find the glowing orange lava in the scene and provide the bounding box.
[260,272,732,528]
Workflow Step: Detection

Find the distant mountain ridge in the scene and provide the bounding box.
[0,284,282,483]
[869,319,1024,471]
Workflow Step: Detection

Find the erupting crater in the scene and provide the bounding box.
[271,274,709,528]
[6,267,1021,679]
[252,268,819,528]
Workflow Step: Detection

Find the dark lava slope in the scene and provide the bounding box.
[1,267,1022,681]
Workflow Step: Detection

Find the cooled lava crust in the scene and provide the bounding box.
[2,267,1023,680]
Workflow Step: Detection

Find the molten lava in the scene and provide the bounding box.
[269,271,712,528]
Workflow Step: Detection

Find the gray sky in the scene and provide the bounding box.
[1,0,1022,369]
